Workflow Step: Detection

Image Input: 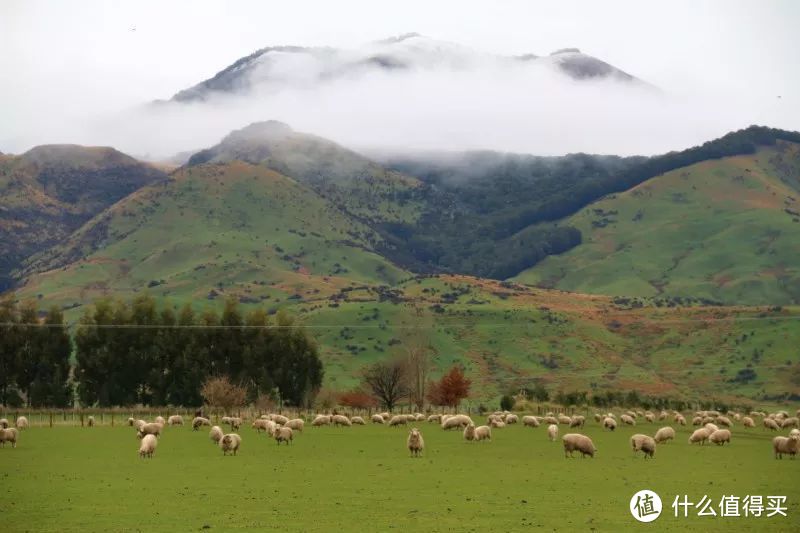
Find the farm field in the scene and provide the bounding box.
[2,419,798,532]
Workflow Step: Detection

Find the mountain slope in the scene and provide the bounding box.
[515,141,800,304]
[0,145,166,290]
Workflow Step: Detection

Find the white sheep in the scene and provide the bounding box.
[441,414,472,430]
[742,416,755,428]
[379,412,391,421]
[569,415,585,428]
[593,413,602,422]
[332,414,352,427]
[168,415,184,426]
[371,414,385,424]
[631,434,656,459]
[87,416,95,427]
[275,426,293,445]
[0,427,18,448]
[644,413,655,424]
[542,416,558,425]
[704,423,719,434]
[463,423,476,442]
[127,417,135,427]
[764,418,780,431]
[138,434,157,458]
[192,417,210,430]
[688,428,710,445]
[653,426,675,444]
[547,424,559,442]
[621,414,636,426]
[350,416,365,426]
[427,414,442,423]
[415,413,426,421]
[709,429,731,445]
[716,416,732,427]
[0,418,8,429]
[389,415,407,427]
[271,414,290,425]
[154,416,166,426]
[557,414,572,425]
[603,417,617,431]
[220,433,242,455]
[16,416,29,430]
[474,425,492,441]
[490,418,505,429]
[209,425,223,443]
[790,429,800,439]
[312,415,331,427]
[136,422,163,439]
[251,419,271,433]
[562,433,596,458]
[285,419,305,432]
[781,417,799,429]
[407,428,424,457]
[522,416,540,428]
[772,433,799,459]
[505,414,519,425]
[675,415,686,426]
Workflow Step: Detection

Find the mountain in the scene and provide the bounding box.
[0,145,166,290]
[515,141,800,304]
[163,34,646,104]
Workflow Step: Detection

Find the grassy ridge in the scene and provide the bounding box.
[2,423,798,531]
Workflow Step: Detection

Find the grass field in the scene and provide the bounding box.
[2,419,798,532]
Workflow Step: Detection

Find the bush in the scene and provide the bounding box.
[500,395,514,411]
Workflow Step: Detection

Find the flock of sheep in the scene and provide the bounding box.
[1,407,798,461]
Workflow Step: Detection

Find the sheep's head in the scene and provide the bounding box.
[136,431,144,439]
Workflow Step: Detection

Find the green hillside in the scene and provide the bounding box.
[18,161,408,307]
[515,142,800,304]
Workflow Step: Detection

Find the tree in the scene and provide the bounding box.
[427,366,471,407]
[402,305,435,410]
[28,306,72,407]
[499,395,514,411]
[200,376,248,414]
[0,294,21,406]
[339,389,378,409]
[362,359,408,411]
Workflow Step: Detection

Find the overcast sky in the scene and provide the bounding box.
[1,0,798,156]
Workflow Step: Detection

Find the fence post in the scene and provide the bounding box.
[80,413,84,427]
[111,412,114,427]
[49,412,53,428]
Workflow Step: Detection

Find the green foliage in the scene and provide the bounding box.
[499,394,514,411]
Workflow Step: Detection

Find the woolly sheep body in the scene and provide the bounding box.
[463,424,476,442]
[87,416,95,427]
[271,414,290,425]
[137,422,163,439]
[209,426,224,443]
[426,414,442,423]
[138,434,157,458]
[505,414,519,424]
[621,414,636,426]
[475,425,492,441]
[312,415,331,427]
[562,433,596,458]
[522,416,540,428]
[742,417,755,428]
[16,416,29,430]
[557,414,572,425]
[371,414,385,424]
[0,418,8,429]
[332,414,352,427]
[168,415,184,426]
[716,416,732,427]
[407,428,424,457]
[192,417,210,430]
[389,415,407,427]
[644,413,655,423]
[220,433,242,455]
[704,423,719,434]
[569,415,585,428]
[781,417,799,429]
[764,418,780,431]
[689,428,710,445]
[709,429,731,445]
[654,426,675,444]
[154,416,166,426]
[547,424,559,442]
[603,417,617,431]
[631,434,656,458]
[441,414,472,430]
[285,419,305,431]
[0,427,18,448]
[350,416,365,425]
[490,418,505,429]
[251,419,270,433]
[772,434,799,459]
[275,426,293,444]
[542,416,558,425]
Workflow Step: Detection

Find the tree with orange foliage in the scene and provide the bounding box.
[427,366,471,408]
[338,389,378,409]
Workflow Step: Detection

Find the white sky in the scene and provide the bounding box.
[1,0,798,156]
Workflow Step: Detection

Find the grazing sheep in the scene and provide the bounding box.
[221,416,232,425]
[371,414,385,424]
[252,419,271,433]
[522,416,540,428]
[675,415,687,426]
[603,417,617,431]
[126,417,135,427]
[271,414,290,425]
[192,417,210,430]
[0,427,18,448]
[426,414,442,423]
[542,416,558,425]
[275,426,293,445]
[264,421,278,436]
[658,411,668,421]
[332,415,352,427]
[593,413,603,422]
[716,416,732,428]
[154,416,166,426]
[312,415,331,427]
[709,429,731,445]
[654,427,675,444]
[569,415,585,428]
[621,414,636,426]
[463,423,476,442]
[285,419,305,432]
[0,418,8,429]
[87,416,95,427]
[781,417,799,429]
[474,425,492,441]
[704,423,719,434]
[133,419,147,431]
[764,418,780,431]
[415,413,426,421]
[547,424,559,442]
[692,416,703,426]
[742,416,755,428]
[631,434,657,459]
[505,414,519,425]
[219,433,242,455]
[772,433,800,459]
[167,415,184,426]
[138,434,157,458]
[557,414,572,425]
[260,414,269,420]
[490,418,505,429]
[701,416,715,425]
[688,428,710,445]
[441,414,473,430]
[350,416,366,425]
[16,416,29,430]
[644,413,655,423]
[136,422,163,439]
[562,433,596,458]
[228,417,242,431]
[379,412,391,421]
[389,415,408,427]
[403,414,417,423]
[407,428,424,457]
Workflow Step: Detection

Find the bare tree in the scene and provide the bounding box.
[402,305,435,411]
[200,376,247,414]
[361,359,408,411]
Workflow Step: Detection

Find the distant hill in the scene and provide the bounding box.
[0,145,166,290]
[515,141,800,304]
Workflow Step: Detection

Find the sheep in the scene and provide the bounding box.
[621,414,636,426]
[692,416,703,426]
[133,419,146,431]
[505,414,519,425]
[126,417,135,427]
[593,413,603,422]
[653,427,675,444]
[742,416,755,428]
[701,416,715,425]
[275,426,293,445]
[407,428,424,457]
[271,414,290,425]
[426,414,442,423]
[389,415,407,427]
[192,417,210,430]
[137,422,163,439]
[312,415,331,427]
[557,414,572,425]
[781,417,799,429]
[562,433,596,458]
[415,413,426,421]
[138,434,157,458]
[790,429,800,439]
[0,427,18,448]
[764,418,780,431]
[379,412,391,421]
[676,415,686,426]
[403,414,417,423]
[658,410,668,421]
[167,415,184,426]
[285,419,305,432]
[688,428,710,445]
[332,414,352,427]
[522,416,540,428]
[154,416,166,426]
[228,417,242,431]
[350,416,365,426]
[631,434,656,459]
[709,429,731,445]
[704,423,719,434]
[86,416,96,428]
[371,414,385,424]
[441,414,473,430]
[474,425,492,441]
[219,433,241,456]
[16,416,29,430]
[547,424,559,442]
[569,415,585,428]
[264,420,278,436]
[0,418,8,429]
[221,416,232,425]
[603,417,617,431]
[463,423,476,442]
[252,419,271,433]
[772,433,800,459]
[490,418,505,429]
[716,416,732,427]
